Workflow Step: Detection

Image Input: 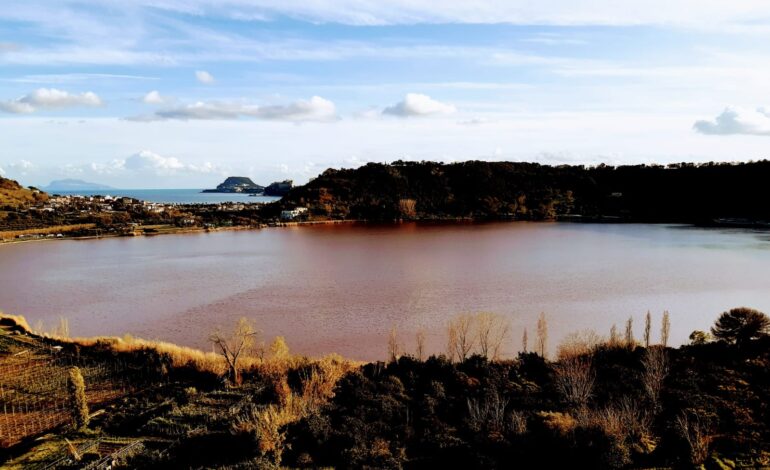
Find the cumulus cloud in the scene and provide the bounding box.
[108,150,224,175]
[0,166,5,176]
[142,90,166,104]
[129,96,336,122]
[195,70,215,84]
[694,107,770,136]
[383,93,456,117]
[0,88,103,114]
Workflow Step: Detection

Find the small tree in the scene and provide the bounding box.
[711,307,770,345]
[689,330,711,345]
[477,312,509,360]
[522,328,528,353]
[415,329,426,361]
[609,324,620,347]
[644,311,652,347]
[536,312,548,358]
[210,317,258,386]
[624,316,634,347]
[641,346,668,411]
[67,367,89,430]
[661,310,671,347]
[447,314,476,361]
[387,326,400,362]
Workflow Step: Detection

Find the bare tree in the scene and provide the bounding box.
[209,317,258,386]
[536,312,548,358]
[644,311,652,347]
[522,328,528,353]
[447,323,458,362]
[553,355,594,408]
[661,310,671,347]
[448,314,477,361]
[415,329,426,361]
[624,316,634,347]
[609,324,619,347]
[477,312,509,360]
[641,346,668,410]
[387,326,400,362]
[676,412,712,465]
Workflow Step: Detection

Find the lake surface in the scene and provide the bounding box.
[2,222,770,361]
[53,189,280,204]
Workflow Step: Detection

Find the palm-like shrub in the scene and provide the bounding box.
[711,307,770,345]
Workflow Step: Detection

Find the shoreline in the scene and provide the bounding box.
[2,215,767,247]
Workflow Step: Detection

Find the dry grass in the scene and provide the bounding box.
[0,224,96,241]
[0,178,48,208]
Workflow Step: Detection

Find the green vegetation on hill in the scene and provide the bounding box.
[279,160,770,223]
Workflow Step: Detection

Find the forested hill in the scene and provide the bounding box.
[0,176,48,209]
[278,160,770,223]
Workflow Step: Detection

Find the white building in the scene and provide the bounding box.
[280,207,308,220]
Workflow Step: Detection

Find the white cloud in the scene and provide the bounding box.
[5,160,35,175]
[0,88,102,114]
[0,101,35,114]
[693,107,770,136]
[195,70,215,84]
[130,96,337,122]
[111,150,225,175]
[0,166,5,176]
[142,90,166,104]
[383,93,456,117]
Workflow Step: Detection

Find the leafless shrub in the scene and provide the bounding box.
[467,390,509,432]
[508,410,528,435]
[641,346,668,410]
[676,411,712,465]
[553,355,594,408]
[557,329,603,360]
[576,398,653,463]
[537,411,577,437]
[477,312,510,360]
[398,198,417,219]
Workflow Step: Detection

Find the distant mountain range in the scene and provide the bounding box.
[43,179,114,192]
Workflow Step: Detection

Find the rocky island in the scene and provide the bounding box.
[43,179,114,192]
[201,176,264,194]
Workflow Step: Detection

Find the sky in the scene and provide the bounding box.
[2,1,770,188]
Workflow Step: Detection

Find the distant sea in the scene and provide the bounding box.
[52,189,281,204]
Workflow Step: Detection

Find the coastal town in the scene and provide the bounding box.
[0,179,310,243]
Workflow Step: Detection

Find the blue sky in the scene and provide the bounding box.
[2,1,770,188]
